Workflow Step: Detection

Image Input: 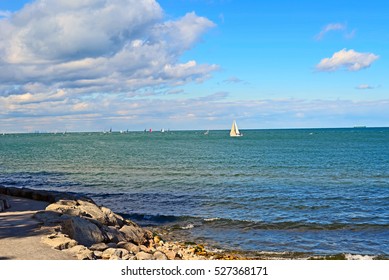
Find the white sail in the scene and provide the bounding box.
[230,120,242,137]
[234,121,240,135]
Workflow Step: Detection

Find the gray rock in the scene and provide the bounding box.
[56,199,78,207]
[61,216,105,247]
[135,251,155,260]
[154,251,168,260]
[33,210,69,225]
[122,254,136,260]
[121,242,140,254]
[101,206,125,227]
[93,250,103,259]
[165,250,177,260]
[41,234,78,250]
[119,225,148,245]
[107,242,118,248]
[76,200,106,223]
[65,245,94,260]
[90,243,109,251]
[101,226,126,243]
[77,248,95,260]
[46,201,82,216]
[116,241,127,248]
[0,200,4,212]
[65,244,87,254]
[139,244,155,253]
[45,199,128,229]
[102,248,129,260]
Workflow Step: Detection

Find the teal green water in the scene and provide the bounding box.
[1,128,389,256]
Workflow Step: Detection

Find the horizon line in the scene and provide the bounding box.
[2,126,388,135]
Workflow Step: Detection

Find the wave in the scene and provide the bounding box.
[121,212,389,232]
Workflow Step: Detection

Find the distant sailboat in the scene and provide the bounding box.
[230,120,243,137]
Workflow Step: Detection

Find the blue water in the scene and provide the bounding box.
[1,128,389,257]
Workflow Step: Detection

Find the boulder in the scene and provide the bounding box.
[102,248,129,260]
[120,242,140,254]
[135,251,155,260]
[119,225,149,245]
[164,250,177,260]
[42,234,78,250]
[101,206,125,227]
[139,244,155,254]
[61,216,105,247]
[78,248,94,260]
[154,251,168,260]
[45,199,127,229]
[46,200,82,217]
[100,225,126,243]
[93,251,103,259]
[76,200,106,223]
[65,245,94,260]
[90,243,109,251]
[120,224,153,245]
[33,210,68,225]
[106,242,118,248]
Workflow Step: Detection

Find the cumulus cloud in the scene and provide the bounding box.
[316,49,379,72]
[0,0,218,98]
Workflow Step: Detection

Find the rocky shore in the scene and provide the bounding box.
[2,186,382,261]
[0,186,252,260]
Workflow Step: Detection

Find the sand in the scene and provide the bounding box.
[0,195,76,260]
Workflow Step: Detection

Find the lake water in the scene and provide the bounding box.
[1,128,388,257]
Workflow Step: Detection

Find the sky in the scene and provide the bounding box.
[0,0,388,132]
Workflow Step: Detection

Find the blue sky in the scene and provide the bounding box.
[0,0,388,132]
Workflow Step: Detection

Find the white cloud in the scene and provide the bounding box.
[315,23,346,40]
[356,84,376,90]
[0,10,11,18]
[2,91,389,132]
[316,49,379,72]
[0,0,217,98]
[223,76,244,84]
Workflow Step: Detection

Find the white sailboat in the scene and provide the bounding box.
[230,120,243,137]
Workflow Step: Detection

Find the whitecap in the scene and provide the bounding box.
[345,254,374,260]
[181,224,194,230]
[204,217,220,222]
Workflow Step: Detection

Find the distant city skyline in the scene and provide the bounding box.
[1,0,388,132]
